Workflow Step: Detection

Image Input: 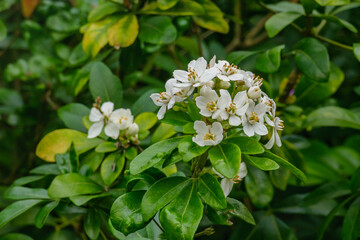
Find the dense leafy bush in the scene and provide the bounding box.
[1,0,360,239]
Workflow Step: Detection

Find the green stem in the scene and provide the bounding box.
[314,34,353,51]
[194,227,215,238]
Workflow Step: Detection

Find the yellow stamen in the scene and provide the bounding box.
[204,133,215,141]
[206,101,216,112]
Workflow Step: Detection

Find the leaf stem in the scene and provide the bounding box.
[314,34,353,51]
[194,227,215,238]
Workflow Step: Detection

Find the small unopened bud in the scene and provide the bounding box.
[219,81,231,89]
[247,86,261,99]
[127,123,139,136]
[205,80,215,88]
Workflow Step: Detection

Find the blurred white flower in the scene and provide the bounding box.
[88,102,114,139]
[247,86,262,99]
[150,79,176,120]
[126,122,139,136]
[242,100,268,137]
[216,60,244,81]
[195,86,219,118]
[192,121,223,146]
[106,108,133,139]
[265,117,284,149]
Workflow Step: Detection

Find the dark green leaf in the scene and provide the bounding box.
[151,123,176,143]
[84,208,101,239]
[139,0,204,16]
[81,151,104,172]
[30,164,60,175]
[139,16,177,44]
[354,43,360,62]
[58,103,89,132]
[35,201,59,228]
[224,136,264,154]
[69,192,112,206]
[88,2,126,22]
[55,144,79,174]
[226,51,258,65]
[0,19,6,41]
[243,155,279,171]
[100,152,125,186]
[312,14,357,33]
[198,173,227,209]
[12,175,45,186]
[95,141,117,153]
[209,143,241,178]
[0,233,34,240]
[266,2,305,14]
[158,0,179,10]
[342,197,360,240]
[178,136,209,161]
[315,0,349,6]
[4,186,49,200]
[227,198,255,225]
[255,45,285,73]
[265,12,302,38]
[350,168,360,192]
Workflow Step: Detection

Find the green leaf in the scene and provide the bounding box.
[30,164,60,175]
[255,45,285,73]
[227,198,255,225]
[0,19,6,42]
[193,0,229,34]
[350,168,360,193]
[260,150,306,181]
[312,14,357,33]
[342,197,360,240]
[306,106,360,130]
[100,152,125,186]
[125,147,138,160]
[48,173,104,198]
[265,2,305,14]
[139,0,204,16]
[95,141,117,153]
[131,88,161,116]
[81,151,104,172]
[332,2,360,15]
[89,61,123,107]
[224,136,264,154]
[294,37,330,82]
[354,43,360,62]
[55,144,79,174]
[110,191,147,235]
[141,176,190,221]
[315,0,349,6]
[88,2,126,22]
[69,192,112,206]
[139,16,177,44]
[82,16,117,57]
[0,199,43,228]
[130,137,184,174]
[58,103,89,132]
[244,166,274,208]
[187,100,202,121]
[209,143,241,178]
[160,181,203,240]
[35,201,59,229]
[198,173,227,209]
[13,175,45,186]
[243,155,279,171]
[162,110,193,128]
[84,208,101,240]
[36,129,104,162]
[265,12,302,38]
[178,136,209,162]
[0,233,34,240]
[134,112,158,131]
[226,51,258,65]
[108,14,139,48]
[4,186,49,200]
[151,123,177,143]
[158,0,179,10]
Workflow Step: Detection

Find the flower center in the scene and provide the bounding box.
[156,92,170,103]
[188,70,198,82]
[204,133,215,141]
[278,120,284,130]
[226,102,237,114]
[118,116,128,124]
[175,88,186,97]
[232,175,243,183]
[248,112,259,124]
[222,63,238,76]
[206,101,217,112]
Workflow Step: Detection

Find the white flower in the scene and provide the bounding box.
[150,79,176,120]
[247,86,262,99]
[216,60,244,81]
[127,122,139,136]
[88,102,114,139]
[242,100,268,137]
[195,86,219,118]
[173,57,219,89]
[219,80,231,89]
[106,108,134,139]
[192,121,223,146]
[265,117,284,149]
[213,162,248,197]
[214,90,249,126]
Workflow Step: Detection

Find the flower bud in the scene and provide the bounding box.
[205,80,215,88]
[127,123,139,136]
[219,80,231,89]
[247,86,261,99]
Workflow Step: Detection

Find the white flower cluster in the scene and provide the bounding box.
[151,57,284,149]
[87,101,139,141]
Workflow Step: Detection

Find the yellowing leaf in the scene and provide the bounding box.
[82,17,117,58]
[36,129,104,162]
[21,0,40,19]
[108,14,138,49]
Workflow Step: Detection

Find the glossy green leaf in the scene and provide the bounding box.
[315,0,349,6]
[48,173,103,198]
[139,16,177,44]
[332,2,360,14]
[35,201,59,228]
[0,233,34,240]
[36,129,103,162]
[312,14,357,33]
[58,103,89,132]
[0,199,43,228]
[198,173,227,209]
[125,147,138,160]
[151,123,177,143]
[131,88,161,116]
[100,152,125,186]
[29,164,60,175]
[4,186,49,200]
[141,176,190,221]
[224,136,264,154]
[260,150,306,181]
[88,2,126,22]
[243,155,279,171]
[265,12,302,38]
[13,175,45,186]
[306,106,360,130]
[84,208,101,240]
[266,2,305,14]
[158,0,179,10]
[160,181,203,240]
[0,19,6,41]
[193,0,229,34]
[342,197,360,240]
[209,143,241,178]
[350,168,360,193]
[245,166,274,208]
[139,0,204,16]
[134,112,158,131]
[294,37,330,82]
[81,151,104,172]
[69,192,112,206]
[178,136,209,162]
[255,45,285,73]
[226,51,258,65]
[89,61,123,107]
[108,14,139,48]
[354,43,360,62]
[227,198,255,225]
[110,191,147,235]
[55,143,79,174]
[95,141,117,153]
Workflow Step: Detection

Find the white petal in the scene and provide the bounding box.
[233,91,247,106]
[217,90,231,109]
[194,121,208,135]
[173,70,189,83]
[228,73,244,81]
[209,55,216,68]
[150,93,164,107]
[246,100,255,114]
[88,121,104,138]
[217,74,230,81]
[264,131,275,149]
[229,115,241,126]
[168,97,175,109]
[104,122,120,139]
[238,162,248,179]
[254,103,267,116]
[101,102,114,116]
[157,105,167,120]
[89,108,103,122]
[236,103,249,116]
[242,121,254,137]
[199,67,219,84]
[188,60,196,70]
[192,135,205,147]
[265,115,275,126]
[275,131,282,147]
[221,178,234,197]
[165,78,177,92]
[254,122,268,136]
[195,57,207,75]
[212,167,224,178]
